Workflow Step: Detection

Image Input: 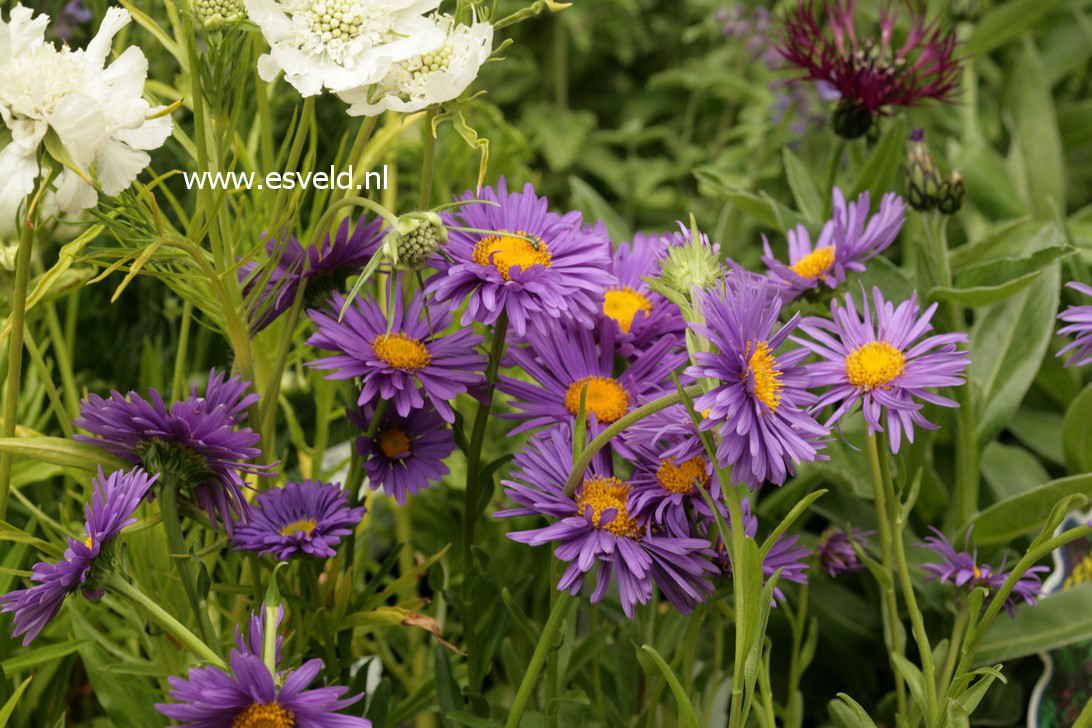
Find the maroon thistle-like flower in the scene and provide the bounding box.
[778,1,961,138]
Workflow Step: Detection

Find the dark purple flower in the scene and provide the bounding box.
[1057,282,1092,368]
[156,608,370,727]
[778,0,962,138]
[816,527,872,577]
[306,289,486,423]
[496,426,717,617]
[796,287,970,453]
[687,275,828,489]
[921,527,1048,616]
[426,178,617,337]
[74,369,271,532]
[1,467,156,645]
[231,481,364,561]
[602,232,686,357]
[241,215,385,333]
[762,188,906,302]
[348,402,454,504]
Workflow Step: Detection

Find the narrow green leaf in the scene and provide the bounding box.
[975,584,1092,663]
[1011,37,1066,219]
[639,645,700,728]
[891,653,928,715]
[968,473,1092,544]
[783,147,823,222]
[930,245,1073,307]
[1,638,91,674]
[964,0,1062,57]
[0,437,130,473]
[829,693,877,728]
[0,676,32,727]
[850,116,907,203]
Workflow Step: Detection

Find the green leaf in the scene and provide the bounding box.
[891,653,928,715]
[930,245,1073,307]
[75,629,159,728]
[783,147,823,222]
[434,645,460,727]
[949,218,1032,272]
[639,645,700,728]
[954,141,1028,219]
[0,437,130,473]
[1009,408,1065,465]
[0,676,31,727]
[568,175,631,245]
[1062,383,1092,474]
[0,639,91,674]
[969,473,1092,544]
[850,116,907,204]
[964,0,1062,57]
[828,693,877,728]
[694,168,806,233]
[971,264,1061,446]
[1011,37,1066,219]
[975,584,1092,664]
[954,666,1005,717]
[980,442,1050,500]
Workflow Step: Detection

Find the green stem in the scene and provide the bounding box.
[505,591,574,728]
[107,573,226,669]
[419,110,437,211]
[936,606,969,702]
[866,433,907,719]
[822,138,847,216]
[158,475,223,658]
[786,580,809,707]
[0,214,35,520]
[724,484,748,728]
[259,278,308,464]
[171,300,194,403]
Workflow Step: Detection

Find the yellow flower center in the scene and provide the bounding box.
[846,341,906,390]
[973,565,982,580]
[233,701,294,728]
[278,519,318,538]
[656,456,711,495]
[603,287,653,333]
[372,333,431,371]
[576,476,642,539]
[743,341,783,413]
[564,376,630,424]
[472,230,551,281]
[84,536,94,549]
[790,246,836,279]
[379,427,411,458]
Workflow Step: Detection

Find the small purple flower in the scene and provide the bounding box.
[602,232,686,357]
[427,178,616,337]
[74,370,271,532]
[816,527,872,577]
[348,402,455,504]
[156,608,370,727]
[687,275,828,489]
[1057,282,1092,367]
[796,287,970,453]
[921,527,1048,616]
[241,215,385,333]
[232,480,364,561]
[1,467,156,645]
[496,426,717,617]
[778,0,962,138]
[306,289,486,423]
[762,189,906,302]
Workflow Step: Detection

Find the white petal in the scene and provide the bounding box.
[49,94,107,167]
[84,8,132,70]
[113,111,172,151]
[0,143,38,236]
[96,138,149,196]
[52,168,98,214]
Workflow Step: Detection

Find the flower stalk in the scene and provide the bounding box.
[505,590,574,728]
[0,213,35,520]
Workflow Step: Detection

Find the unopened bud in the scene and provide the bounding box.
[832,101,873,140]
[937,170,964,215]
[387,211,446,270]
[657,222,722,297]
[193,0,245,29]
[907,129,944,213]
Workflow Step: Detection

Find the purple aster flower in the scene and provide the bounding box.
[602,232,686,357]
[816,526,872,577]
[1,467,156,645]
[762,189,906,302]
[796,287,970,453]
[778,0,962,138]
[496,426,717,617]
[497,318,686,449]
[348,402,454,504]
[156,609,370,727]
[241,215,385,333]
[231,480,364,561]
[426,178,616,337]
[921,527,1048,616]
[74,370,271,532]
[708,497,810,604]
[1057,282,1092,367]
[686,276,828,489]
[306,289,486,423]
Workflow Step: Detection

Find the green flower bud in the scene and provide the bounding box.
[906,128,963,215]
[193,0,245,30]
[937,170,964,215]
[657,221,722,298]
[387,211,447,270]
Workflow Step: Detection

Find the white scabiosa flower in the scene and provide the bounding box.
[339,13,494,116]
[246,0,444,97]
[0,5,172,235]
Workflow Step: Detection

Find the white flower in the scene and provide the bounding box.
[338,13,493,116]
[246,0,444,97]
[0,5,172,235]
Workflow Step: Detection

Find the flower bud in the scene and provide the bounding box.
[193,0,245,30]
[387,211,447,270]
[657,224,722,299]
[832,101,873,140]
[906,129,963,215]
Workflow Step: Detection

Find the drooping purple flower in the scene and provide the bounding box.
[1057,282,1092,367]
[74,370,271,532]
[241,215,385,333]
[348,402,455,504]
[762,189,906,302]
[1,467,156,645]
[778,0,962,138]
[816,526,872,577]
[156,608,370,727]
[921,527,1048,616]
[426,178,616,337]
[496,426,717,618]
[306,289,486,423]
[601,232,686,357]
[686,275,828,489]
[796,287,970,453]
[231,480,364,561]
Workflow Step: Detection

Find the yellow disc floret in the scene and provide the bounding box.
[576,475,642,539]
[743,341,784,413]
[603,287,653,333]
[564,377,630,424]
[372,333,431,371]
[656,456,711,495]
[472,231,551,281]
[790,246,836,279]
[379,428,411,458]
[846,341,906,390]
[233,701,295,728]
[279,519,318,538]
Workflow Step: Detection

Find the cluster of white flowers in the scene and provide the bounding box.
[0,6,172,237]
[246,0,493,116]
